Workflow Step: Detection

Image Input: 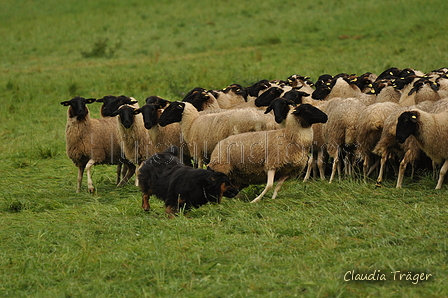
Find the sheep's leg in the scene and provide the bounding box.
[118,163,136,187]
[435,159,448,189]
[329,154,339,183]
[85,159,96,193]
[376,154,388,187]
[76,165,85,193]
[116,164,122,185]
[271,175,289,200]
[396,150,411,188]
[317,150,326,180]
[251,169,276,203]
[363,154,369,179]
[367,159,379,177]
[135,162,144,186]
[303,154,313,182]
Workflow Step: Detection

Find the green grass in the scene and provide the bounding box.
[1,0,448,297]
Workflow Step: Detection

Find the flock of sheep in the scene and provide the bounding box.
[60,66,448,212]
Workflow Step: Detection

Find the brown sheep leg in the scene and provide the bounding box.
[435,159,448,190]
[76,165,85,193]
[376,154,388,187]
[117,163,136,187]
[251,169,276,203]
[317,150,326,180]
[303,154,314,182]
[396,150,412,188]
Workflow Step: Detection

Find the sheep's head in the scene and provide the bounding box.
[286,75,314,88]
[222,84,248,101]
[396,111,419,143]
[96,95,138,117]
[110,105,139,129]
[254,86,283,107]
[145,96,170,107]
[182,87,213,111]
[246,79,271,97]
[135,103,165,129]
[283,88,309,104]
[292,104,328,128]
[265,97,295,124]
[60,96,96,120]
[159,102,185,127]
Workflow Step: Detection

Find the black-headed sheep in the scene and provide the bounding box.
[208,104,328,203]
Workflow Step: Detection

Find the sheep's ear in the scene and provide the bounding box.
[431,82,440,92]
[133,108,141,115]
[95,98,104,103]
[410,113,418,123]
[129,100,139,105]
[264,105,273,114]
[408,88,416,96]
[60,101,71,106]
[110,110,120,117]
[86,98,96,104]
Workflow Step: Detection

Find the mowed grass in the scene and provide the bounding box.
[1,0,448,297]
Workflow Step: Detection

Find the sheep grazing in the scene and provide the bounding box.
[138,146,239,214]
[110,104,156,185]
[396,109,448,189]
[60,96,136,193]
[208,104,328,203]
[158,101,280,168]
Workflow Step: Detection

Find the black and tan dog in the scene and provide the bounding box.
[138,146,239,215]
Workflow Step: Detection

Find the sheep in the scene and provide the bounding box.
[286,74,315,95]
[158,101,280,168]
[396,109,448,189]
[110,104,156,185]
[207,104,328,203]
[372,102,435,188]
[60,96,136,193]
[398,78,441,106]
[354,102,401,178]
[135,101,191,165]
[95,95,139,182]
[322,97,368,183]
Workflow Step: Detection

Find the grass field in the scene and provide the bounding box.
[1,0,447,297]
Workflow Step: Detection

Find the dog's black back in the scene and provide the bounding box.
[138,145,239,213]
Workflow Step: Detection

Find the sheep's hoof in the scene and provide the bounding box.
[375,181,382,188]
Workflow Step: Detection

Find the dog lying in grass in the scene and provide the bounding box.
[138,146,239,214]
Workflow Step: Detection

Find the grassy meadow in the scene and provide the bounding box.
[1,0,448,297]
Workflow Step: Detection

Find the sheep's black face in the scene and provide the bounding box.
[96,95,137,117]
[292,104,328,127]
[311,85,331,100]
[254,87,283,107]
[112,106,136,129]
[138,104,159,129]
[145,96,169,107]
[182,88,209,111]
[159,102,185,127]
[396,111,419,143]
[265,98,294,124]
[246,79,270,97]
[60,96,96,120]
[283,89,310,104]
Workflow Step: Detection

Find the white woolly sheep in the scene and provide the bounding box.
[158,101,280,168]
[396,108,448,189]
[322,97,368,182]
[60,97,136,193]
[354,102,401,178]
[208,104,328,203]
